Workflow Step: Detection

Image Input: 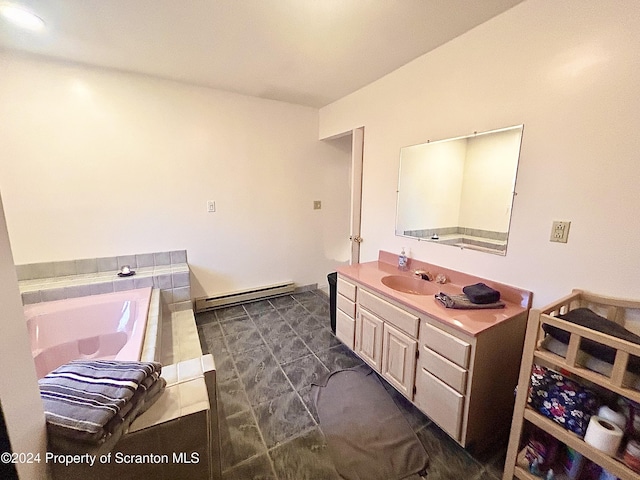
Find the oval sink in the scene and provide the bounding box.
[381,275,434,295]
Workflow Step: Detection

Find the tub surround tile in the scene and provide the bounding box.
[75,258,98,274]
[135,253,155,268]
[21,290,42,305]
[154,251,172,266]
[29,262,55,279]
[15,264,30,281]
[53,260,77,277]
[172,271,190,288]
[160,289,174,305]
[254,390,315,448]
[179,377,210,416]
[133,276,154,288]
[153,273,173,289]
[170,250,188,264]
[114,277,135,291]
[40,287,66,302]
[97,256,118,272]
[64,284,91,298]
[172,286,191,303]
[90,282,113,296]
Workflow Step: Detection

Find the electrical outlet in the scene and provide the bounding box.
[313,200,322,210]
[207,201,216,213]
[550,221,570,243]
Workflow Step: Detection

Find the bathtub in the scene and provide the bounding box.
[23,287,153,379]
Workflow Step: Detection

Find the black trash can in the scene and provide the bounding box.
[328,272,337,333]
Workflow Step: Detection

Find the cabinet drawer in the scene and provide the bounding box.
[337,277,357,302]
[337,294,356,318]
[414,368,464,440]
[421,322,470,368]
[420,346,467,394]
[336,309,355,349]
[358,289,419,337]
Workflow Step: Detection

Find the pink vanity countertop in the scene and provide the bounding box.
[336,251,532,337]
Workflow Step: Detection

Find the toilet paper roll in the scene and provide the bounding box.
[584,416,624,456]
[597,405,627,430]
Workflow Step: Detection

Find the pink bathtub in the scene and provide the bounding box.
[23,287,152,379]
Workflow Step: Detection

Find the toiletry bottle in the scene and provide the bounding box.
[398,248,408,271]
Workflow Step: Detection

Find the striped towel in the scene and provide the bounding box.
[39,360,163,444]
[435,292,505,309]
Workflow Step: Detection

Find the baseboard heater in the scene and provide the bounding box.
[195,281,295,312]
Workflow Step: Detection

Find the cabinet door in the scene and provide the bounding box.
[355,307,383,371]
[381,323,417,398]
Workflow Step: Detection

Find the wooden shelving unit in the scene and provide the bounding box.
[503,290,640,480]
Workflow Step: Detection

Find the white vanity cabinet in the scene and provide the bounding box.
[336,276,357,349]
[355,288,419,397]
[337,273,528,452]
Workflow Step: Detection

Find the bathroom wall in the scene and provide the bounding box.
[0,53,351,298]
[319,0,640,307]
[0,195,47,480]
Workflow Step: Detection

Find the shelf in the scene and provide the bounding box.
[523,407,637,480]
[504,290,640,480]
[533,348,640,404]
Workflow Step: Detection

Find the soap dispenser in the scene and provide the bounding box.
[398,248,408,271]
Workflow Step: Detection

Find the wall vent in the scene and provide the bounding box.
[194,281,295,312]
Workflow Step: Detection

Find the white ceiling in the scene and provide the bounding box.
[0,0,523,107]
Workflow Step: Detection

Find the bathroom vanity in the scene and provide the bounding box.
[336,251,532,451]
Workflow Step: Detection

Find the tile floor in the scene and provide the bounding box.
[196,290,506,480]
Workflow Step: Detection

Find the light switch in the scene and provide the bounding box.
[313,200,322,210]
[207,201,216,213]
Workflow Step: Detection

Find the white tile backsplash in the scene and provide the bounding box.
[16,251,191,310]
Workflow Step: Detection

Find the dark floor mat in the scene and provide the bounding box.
[311,366,429,480]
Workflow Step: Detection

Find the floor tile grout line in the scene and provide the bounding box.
[242,299,321,430]
[211,312,277,477]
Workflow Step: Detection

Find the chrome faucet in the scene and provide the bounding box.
[413,270,433,281]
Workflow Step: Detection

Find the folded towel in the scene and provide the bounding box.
[436,292,505,310]
[462,283,501,304]
[39,360,163,444]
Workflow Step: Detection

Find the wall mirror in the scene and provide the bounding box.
[395,125,523,255]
